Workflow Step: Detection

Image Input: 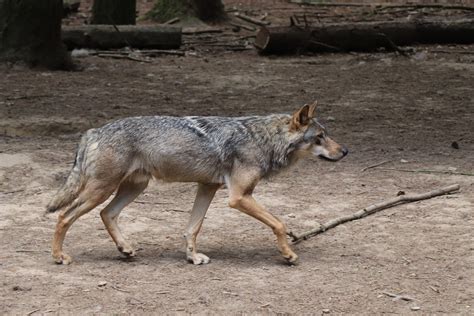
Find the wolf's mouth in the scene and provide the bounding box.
[318,155,340,162]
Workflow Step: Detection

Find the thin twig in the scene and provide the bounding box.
[140,50,185,57]
[156,291,170,294]
[289,0,474,11]
[111,285,130,293]
[1,188,25,194]
[376,4,474,12]
[5,94,53,101]
[290,184,460,244]
[379,168,474,176]
[164,17,180,25]
[166,209,187,213]
[230,22,256,32]
[97,53,151,63]
[182,27,222,35]
[430,49,474,55]
[234,12,270,26]
[361,160,391,172]
[16,250,47,253]
[133,200,170,205]
[309,40,342,52]
[382,291,415,302]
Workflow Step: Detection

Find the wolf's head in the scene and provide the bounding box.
[290,101,348,161]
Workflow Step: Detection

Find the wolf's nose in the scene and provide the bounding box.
[342,146,349,156]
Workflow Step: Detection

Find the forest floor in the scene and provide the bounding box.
[1,1,474,315]
[1,46,473,315]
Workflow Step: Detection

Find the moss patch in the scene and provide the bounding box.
[146,0,191,22]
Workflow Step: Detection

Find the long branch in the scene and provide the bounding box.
[289,184,460,244]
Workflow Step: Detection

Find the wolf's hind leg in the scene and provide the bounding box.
[52,180,115,265]
[100,177,149,258]
[184,183,219,265]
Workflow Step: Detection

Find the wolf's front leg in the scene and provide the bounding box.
[227,170,298,264]
[184,183,220,265]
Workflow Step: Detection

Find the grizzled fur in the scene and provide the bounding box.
[49,114,323,212]
[47,102,347,265]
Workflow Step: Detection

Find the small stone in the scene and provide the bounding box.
[322,309,330,314]
[287,213,296,218]
[98,281,107,287]
[327,116,336,122]
[410,306,421,311]
[413,51,427,61]
[12,285,31,291]
[400,159,408,163]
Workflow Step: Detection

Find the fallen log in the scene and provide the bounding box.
[62,25,181,49]
[290,0,474,11]
[289,184,460,244]
[255,19,474,54]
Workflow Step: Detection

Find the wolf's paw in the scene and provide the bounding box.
[53,252,72,265]
[283,252,299,265]
[187,253,210,265]
[118,245,136,258]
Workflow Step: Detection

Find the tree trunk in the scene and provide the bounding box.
[62,25,181,49]
[191,0,226,22]
[92,0,136,25]
[148,0,226,23]
[255,20,474,54]
[0,0,71,69]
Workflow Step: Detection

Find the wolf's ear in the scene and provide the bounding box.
[308,101,317,118]
[291,104,311,130]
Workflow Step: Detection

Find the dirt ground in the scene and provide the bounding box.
[1,46,473,314]
[1,0,474,311]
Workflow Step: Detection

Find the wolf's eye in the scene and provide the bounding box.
[316,132,324,139]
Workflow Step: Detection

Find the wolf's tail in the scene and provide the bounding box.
[46,131,93,213]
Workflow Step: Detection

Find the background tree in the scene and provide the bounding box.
[0,0,71,69]
[92,0,137,25]
[148,0,226,23]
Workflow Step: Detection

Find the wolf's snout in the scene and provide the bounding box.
[342,146,348,157]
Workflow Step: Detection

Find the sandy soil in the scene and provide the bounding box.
[1,33,473,316]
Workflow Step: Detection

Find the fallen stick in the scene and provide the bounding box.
[431,49,474,55]
[377,4,474,12]
[164,17,180,25]
[139,49,185,56]
[26,309,40,316]
[289,184,460,244]
[234,12,271,26]
[361,160,391,172]
[182,27,222,34]
[230,22,257,32]
[5,95,53,101]
[379,168,474,176]
[382,291,415,302]
[97,53,151,63]
[290,0,474,11]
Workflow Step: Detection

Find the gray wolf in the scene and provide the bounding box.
[47,101,348,265]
